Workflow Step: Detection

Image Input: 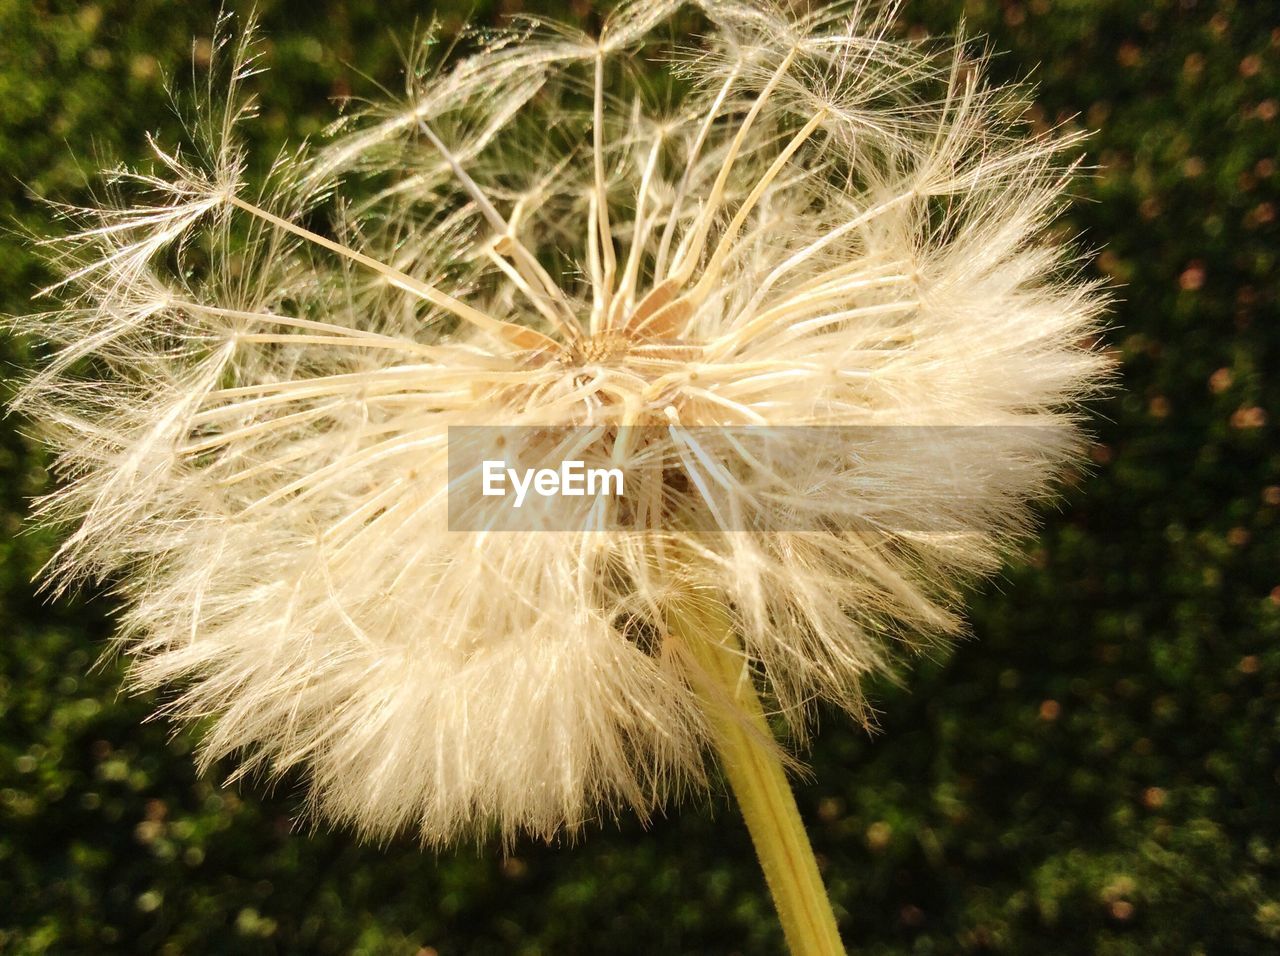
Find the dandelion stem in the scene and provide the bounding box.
[225,195,557,352]
[670,49,796,287]
[415,118,580,341]
[653,64,740,280]
[591,51,617,331]
[667,595,846,956]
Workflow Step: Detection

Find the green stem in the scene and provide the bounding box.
[668,596,846,956]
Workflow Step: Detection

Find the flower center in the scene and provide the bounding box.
[572,331,631,365]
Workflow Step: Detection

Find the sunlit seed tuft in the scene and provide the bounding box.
[10,1,1111,846]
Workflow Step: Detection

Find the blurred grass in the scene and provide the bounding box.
[1,1,1277,953]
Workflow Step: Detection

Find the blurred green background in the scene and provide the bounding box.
[1,0,1277,953]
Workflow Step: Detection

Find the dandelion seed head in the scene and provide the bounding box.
[12,0,1110,845]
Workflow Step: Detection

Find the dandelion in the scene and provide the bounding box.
[11,2,1109,952]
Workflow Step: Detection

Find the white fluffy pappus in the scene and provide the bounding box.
[12,0,1110,845]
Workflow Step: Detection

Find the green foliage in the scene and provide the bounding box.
[1,0,1277,952]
